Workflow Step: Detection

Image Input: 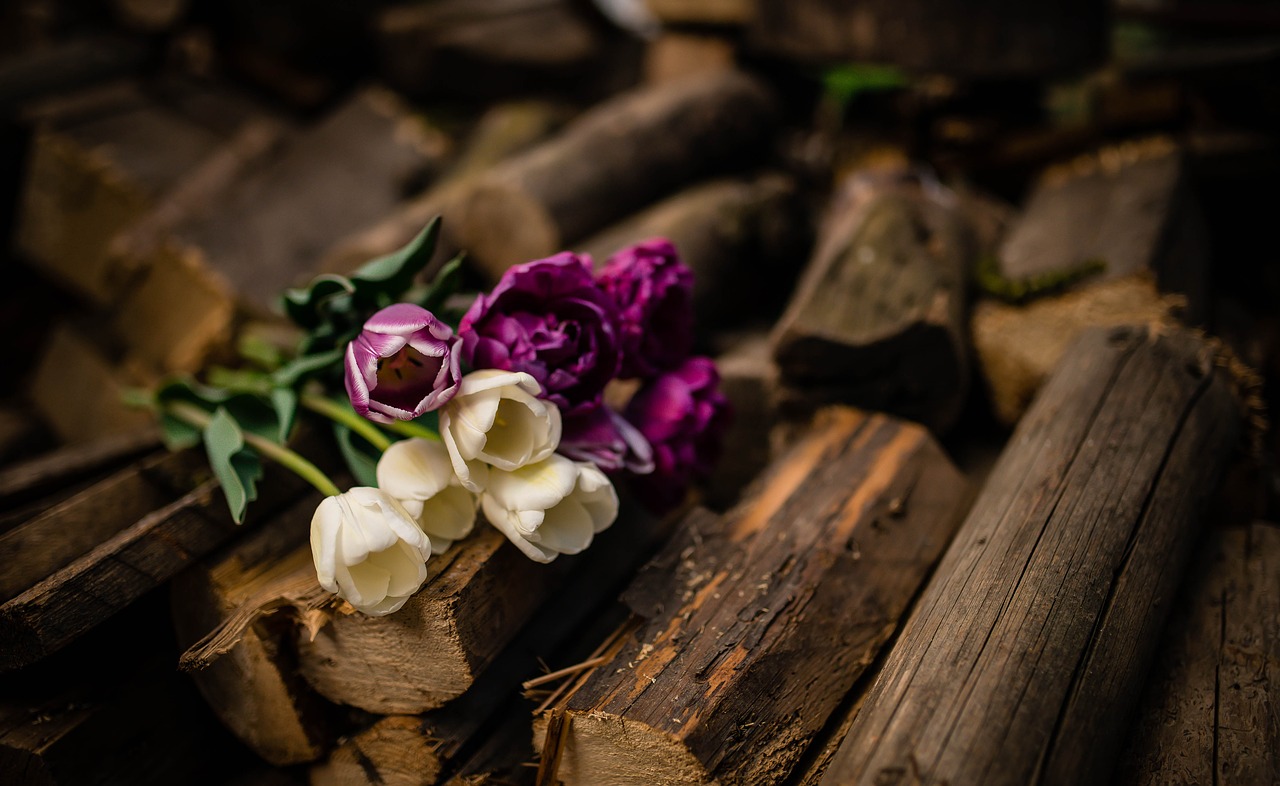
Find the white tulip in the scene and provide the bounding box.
[480,455,619,563]
[376,437,477,554]
[439,369,562,492]
[310,487,432,615]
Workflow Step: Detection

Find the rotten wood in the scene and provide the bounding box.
[577,174,807,335]
[0,451,311,671]
[820,325,1243,786]
[1114,519,1280,785]
[537,407,970,785]
[772,169,972,434]
[171,494,335,766]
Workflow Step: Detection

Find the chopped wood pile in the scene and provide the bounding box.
[1,1,1278,785]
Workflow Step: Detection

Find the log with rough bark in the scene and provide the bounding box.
[772,170,972,434]
[535,406,970,786]
[171,493,335,766]
[819,325,1243,786]
[0,450,311,671]
[1114,519,1280,785]
[329,70,775,284]
[577,174,807,334]
[297,501,669,716]
[746,0,1106,76]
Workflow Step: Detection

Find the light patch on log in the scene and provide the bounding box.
[972,273,1182,425]
[310,716,441,786]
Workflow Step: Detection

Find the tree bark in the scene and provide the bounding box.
[1114,519,1280,785]
[772,170,972,434]
[536,406,970,785]
[820,325,1243,786]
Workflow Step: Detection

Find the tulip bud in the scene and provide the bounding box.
[345,303,462,424]
[376,438,477,554]
[480,454,618,563]
[439,369,562,492]
[310,487,432,615]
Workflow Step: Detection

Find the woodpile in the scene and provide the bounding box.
[1,3,1278,786]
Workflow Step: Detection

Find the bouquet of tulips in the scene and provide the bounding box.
[135,219,730,616]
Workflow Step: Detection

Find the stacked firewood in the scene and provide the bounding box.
[2,1,1278,785]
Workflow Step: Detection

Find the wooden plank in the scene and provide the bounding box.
[1114,519,1280,785]
[0,451,311,670]
[819,325,1243,786]
[772,170,972,433]
[537,407,969,785]
[0,427,159,511]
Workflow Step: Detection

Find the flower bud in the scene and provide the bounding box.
[439,369,562,492]
[345,303,461,424]
[480,454,618,563]
[376,438,477,554]
[310,487,432,615]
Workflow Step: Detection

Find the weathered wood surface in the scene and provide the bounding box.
[0,451,310,670]
[578,174,807,334]
[772,170,972,433]
[746,0,1106,77]
[537,407,969,785]
[330,70,776,284]
[298,502,669,715]
[172,494,334,766]
[0,426,158,511]
[820,325,1243,786]
[1114,519,1280,785]
[996,139,1209,314]
[703,331,777,510]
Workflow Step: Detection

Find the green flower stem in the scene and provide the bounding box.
[299,393,393,452]
[380,418,441,442]
[165,400,342,498]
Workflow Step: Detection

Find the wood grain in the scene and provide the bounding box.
[539,407,969,785]
[820,325,1242,786]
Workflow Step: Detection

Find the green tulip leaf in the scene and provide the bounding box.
[332,423,379,488]
[418,252,465,314]
[271,387,299,444]
[281,275,356,330]
[204,407,263,524]
[271,347,345,388]
[348,217,441,303]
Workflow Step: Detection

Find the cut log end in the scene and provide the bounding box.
[541,712,717,786]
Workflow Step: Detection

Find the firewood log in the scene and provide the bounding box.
[577,174,807,335]
[0,450,311,670]
[1114,519,1280,785]
[745,0,1106,77]
[171,494,335,765]
[535,407,969,785]
[297,503,671,715]
[772,169,972,434]
[0,427,158,511]
[703,331,777,509]
[819,325,1243,786]
[327,71,775,284]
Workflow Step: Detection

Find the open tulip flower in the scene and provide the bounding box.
[345,303,462,424]
[439,369,562,492]
[481,454,619,563]
[310,487,433,615]
[376,438,477,554]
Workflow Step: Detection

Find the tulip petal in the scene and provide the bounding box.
[535,497,595,555]
[345,557,392,606]
[377,438,453,499]
[421,486,477,542]
[482,496,557,563]
[486,456,578,512]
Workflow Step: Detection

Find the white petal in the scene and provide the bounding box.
[482,495,558,563]
[535,497,595,555]
[420,486,477,542]
[460,369,541,397]
[377,439,453,499]
[574,463,619,533]
[486,456,578,512]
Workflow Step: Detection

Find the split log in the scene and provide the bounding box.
[1114,519,1280,785]
[702,331,777,510]
[577,174,807,334]
[746,0,1106,77]
[0,450,311,670]
[171,494,334,766]
[972,274,1182,425]
[297,500,669,715]
[27,323,154,443]
[330,70,775,284]
[15,79,269,305]
[772,169,972,434]
[0,36,146,111]
[146,86,447,316]
[644,33,736,85]
[644,0,753,26]
[819,325,1244,786]
[536,406,970,785]
[0,427,158,511]
[310,716,440,786]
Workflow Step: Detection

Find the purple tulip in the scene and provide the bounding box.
[458,253,621,414]
[624,357,731,513]
[559,399,654,474]
[345,304,462,424]
[597,239,695,379]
